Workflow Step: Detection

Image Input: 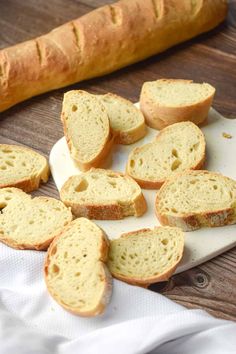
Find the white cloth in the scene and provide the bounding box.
[0,243,235,354]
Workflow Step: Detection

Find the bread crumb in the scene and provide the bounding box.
[222,132,232,139]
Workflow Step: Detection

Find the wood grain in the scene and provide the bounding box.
[0,0,236,321]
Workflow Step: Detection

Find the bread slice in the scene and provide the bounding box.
[61,90,112,171]
[108,226,184,286]
[156,170,236,231]
[0,144,49,192]
[44,218,112,317]
[140,79,215,130]
[0,188,73,250]
[97,93,146,144]
[126,121,205,189]
[60,168,147,220]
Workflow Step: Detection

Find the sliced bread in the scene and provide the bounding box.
[140,79,215,130]
[156,170,236,231]
[126,121,205,189]
[61,90,112,171]
[60,168,147,219]
[0,144,49,192]
[0,188,73,250]
[108,226,184,286]
[97,93,146,144]
[44,218,112,317]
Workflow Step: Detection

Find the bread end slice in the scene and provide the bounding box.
[140,79,215,130]
[44,218,112,317]
[108,226,184,286]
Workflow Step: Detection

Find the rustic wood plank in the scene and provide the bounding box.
[0,0,236,321]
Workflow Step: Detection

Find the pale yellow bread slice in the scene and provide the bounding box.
[140,79,215,130]
[0,188,73,250]
[0,144,49,192]
[44,218,112,317]
[61,90,112,171]
[108,226,184,286]
[98,93,146,144]
[60,168,147,220]
[126,121,205,189]
[156,170,236,231]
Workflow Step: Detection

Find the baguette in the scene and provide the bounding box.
[44,218,112,317]
[0,0,227,112]
[0,188,73,250]
[156,170,236,231]
[0,144,49,192]
[60,168,147,219]
[97,93,146,144]
[140,79,215,130]
[126,121,205,189]
[61,90,112,171]
[108,226,184,286]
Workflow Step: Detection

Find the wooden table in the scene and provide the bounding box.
[0,0,236,321]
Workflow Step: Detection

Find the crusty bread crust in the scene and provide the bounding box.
[126,122,206,189]
[155,170,236,231]
[44,219,113,317]
[60,170,147,219]
[109,227,184,286]
[0,0,227,112]
[0,144,50,192]
[140,79,215,130]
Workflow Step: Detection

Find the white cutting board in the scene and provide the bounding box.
[49,106,236,274]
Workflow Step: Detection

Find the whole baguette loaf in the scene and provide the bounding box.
[0,0,227,112]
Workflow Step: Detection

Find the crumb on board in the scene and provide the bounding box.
[222,132,233,139]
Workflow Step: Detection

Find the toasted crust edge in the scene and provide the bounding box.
[155,170,236,231]
[140,79,215,130]
[44,219,113,317]
[109,226,184,286]
[0,144,50,192]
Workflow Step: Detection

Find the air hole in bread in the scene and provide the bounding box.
[138,159,143,166]
[161,238,168,245]
[75,272,81,277]
[2,149,12,153]
[5,160,14,167]
[130,160,135,168]
[172,149,178,158]
[72,105,78,112]
[1,166,7,170]
[22,162,26,167]
[29,220,34,225]
[51,246,57,256]
[171,208,177,213]
[171,159,182,171]
[52,264,60,274]
[213,185,218,190]
[75,179,88,192]
[108,180,117,188]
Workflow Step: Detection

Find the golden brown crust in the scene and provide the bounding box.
[155,170,236,231]
[109,227,184,286]
[0,144,50,192]
[0,0,227,112]
[44,219,112,317]
[140,79,216,130]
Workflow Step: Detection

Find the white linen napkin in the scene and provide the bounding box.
[0,242,235,354]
